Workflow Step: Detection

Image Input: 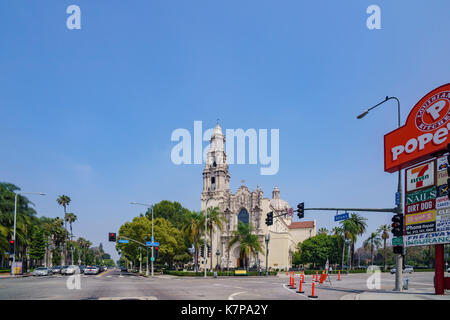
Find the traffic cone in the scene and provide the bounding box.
[338,270,341,281]
[308,281,318,298]
[296,279,304,294]
[291,274,296,289]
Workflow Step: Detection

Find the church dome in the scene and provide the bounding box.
[269,186,290,212]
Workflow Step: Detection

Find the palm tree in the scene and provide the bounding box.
[364,231,382,265]
[182,211,204,272]
[65,212,77,264]
[318,227,329,235]
[57,195,71,265]
[377,224,390,271]
[228,222,264,271]
[340,220,356,269]
[347,213,367,269]
[203,207,226,270]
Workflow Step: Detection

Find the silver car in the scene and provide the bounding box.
[390,265,414,274]
[33,267,51,276]
[64,265,80,275]
[52,266,63,274]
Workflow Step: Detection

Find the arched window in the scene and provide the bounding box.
[238,208,249,225]
[211,177,216,191]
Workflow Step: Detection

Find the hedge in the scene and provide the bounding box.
[162,270,277,276]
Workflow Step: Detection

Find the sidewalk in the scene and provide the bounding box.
[0,273,33,279]
[342,288,450,300]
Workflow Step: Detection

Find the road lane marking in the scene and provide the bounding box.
[96,269,114,278]
[228,291,247,300]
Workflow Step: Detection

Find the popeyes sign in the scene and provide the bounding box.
[385,83,450,173]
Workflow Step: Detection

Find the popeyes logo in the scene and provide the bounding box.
[384,83,450,173]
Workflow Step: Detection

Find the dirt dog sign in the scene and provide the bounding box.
[384,83,450,173]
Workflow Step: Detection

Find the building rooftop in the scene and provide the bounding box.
[288,221,315,229]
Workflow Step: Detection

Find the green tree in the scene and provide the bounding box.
[203,206,226,270]
[298,233,340,268]
[364,231,382,265]
[182,211,204,272]
[29,227,46,265]
[228,222,264,271]
[377,224,390,270]
[146,201,192,229]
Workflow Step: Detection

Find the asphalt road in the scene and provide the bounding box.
[0,269,447,300]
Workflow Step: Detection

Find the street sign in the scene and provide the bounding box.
[288,208,294,216]
[395,192,400,206]
[118,239,129,244]
[146,242,159,246]
[392,237,403,246]
[334,212,349,222]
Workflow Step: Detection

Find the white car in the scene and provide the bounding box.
[84,266,100,275]
[64,265,80,275]
[33,267,51,276]
[390,265,414,274]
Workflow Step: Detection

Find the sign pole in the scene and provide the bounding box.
[435,244,445,294]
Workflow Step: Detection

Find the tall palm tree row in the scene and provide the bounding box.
[56,195,71,265]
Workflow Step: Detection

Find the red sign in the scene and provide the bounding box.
[384,83,450,173]
[405,199,436,215]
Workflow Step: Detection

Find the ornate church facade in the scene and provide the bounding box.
[200,123,316,270]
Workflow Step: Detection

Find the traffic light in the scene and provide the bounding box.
[391,214,404,237]
[200,246,205,258]
[265,212,273,226]
[393,246,403,254]
[108,233,116,242]
[9,240,14,255]
[207,245,211,257]
[154,246,159,259]
[297,203,304,219]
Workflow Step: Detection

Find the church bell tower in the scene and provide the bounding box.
[202,122,230,199]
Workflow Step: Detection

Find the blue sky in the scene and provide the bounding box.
[1,1,449,261]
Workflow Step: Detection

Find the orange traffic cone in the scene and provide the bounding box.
[338,270,341,281]
[308,281,318,298]
[296,279,304,294]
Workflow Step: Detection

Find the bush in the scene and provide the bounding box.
[162,270,277,276]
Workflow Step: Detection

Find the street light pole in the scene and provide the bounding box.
[130,202,154,277]
[204,198,211,278]
[357,96,403,291]
[12,192,45,277]
[265,233,270,276]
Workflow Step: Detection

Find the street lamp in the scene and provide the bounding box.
[130,202,153,277]
[12,192,45,276]
[357,95,403,291]
[204,197,211,278]
[216,249,220,270]
[265,233,270,276]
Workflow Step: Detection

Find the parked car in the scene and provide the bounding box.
[51,265,62,274]
[61,265,70,275]
[84,265,100,275]
[79,265,86,274]
[64,265,80,275]
[120,266,128,272]
[390,265,414,274]
[33,267,51,276]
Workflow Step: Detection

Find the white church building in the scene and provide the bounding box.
[200,123,316,270]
